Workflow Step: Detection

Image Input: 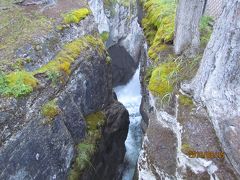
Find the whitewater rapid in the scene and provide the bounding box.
[115,67,143,180]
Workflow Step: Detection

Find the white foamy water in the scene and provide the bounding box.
[115,67,143,180]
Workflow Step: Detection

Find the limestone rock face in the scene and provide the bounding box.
[182,0,240,175]
[136,3,239,176]
[88,0,144,86]
[174,0,205,56]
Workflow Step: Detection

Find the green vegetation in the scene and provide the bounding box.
[63,8,90,24]
[35,35,105,76]
[106,56,112,65]
[200,16,214,47]
[103,0,117,16]
[181,143,192,154]
[148,61,179,99]
[142,0,176,62]
[0,71,38,98]
[0,5,52,72]
[100,31,110,42]
[41,99,60,119]
[179,95,194,106]
[47,71,61,86]
[69,112,105,180]
[144,65,154,84]
[0,35,106,98]
[148,55,201,102]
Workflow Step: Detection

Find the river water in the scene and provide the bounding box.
[114,67,143,180]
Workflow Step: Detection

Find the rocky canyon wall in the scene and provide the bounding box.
[0,0,129,179]
[137,0,240,179]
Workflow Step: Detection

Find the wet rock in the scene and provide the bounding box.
[81,101,129,180]
[108,44,138,86]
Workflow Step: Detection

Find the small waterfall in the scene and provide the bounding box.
[115,67,143,180]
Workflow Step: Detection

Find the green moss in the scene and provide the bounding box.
[148,44,170,62]
[200,16,214,47]
[63,8,90,24]
[148,55,202,101]
[179,95,193,106]
[142,0,176,62]
[35,35,105,75]
[148,61,179,98]
[41,99,60,119]
[0,71,38,98]
[100,31,110,42]
[144,65,154,84]
[0,35,106,98]
[69,112,105,179]
[106,56,111,65]
[142,0,176,46]
[47,71,61,86]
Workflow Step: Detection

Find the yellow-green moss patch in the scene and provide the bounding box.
[0,71,38,98]
[0,35,106,98]
[179,95,193,106]
[69,111,105,180]
[100,31,110,42]
[148,61,179,97]
[35,35,105,75]
[41,99,60,119]
[181,143,192,154]
[63,8,90,24]
[148,54,202,96]
[142,0,176,45]
[141,0,176,62]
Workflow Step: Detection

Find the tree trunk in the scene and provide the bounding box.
[174,0,205,57]
[182,0,240,175]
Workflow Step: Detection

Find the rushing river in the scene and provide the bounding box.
[115,67,143,180]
